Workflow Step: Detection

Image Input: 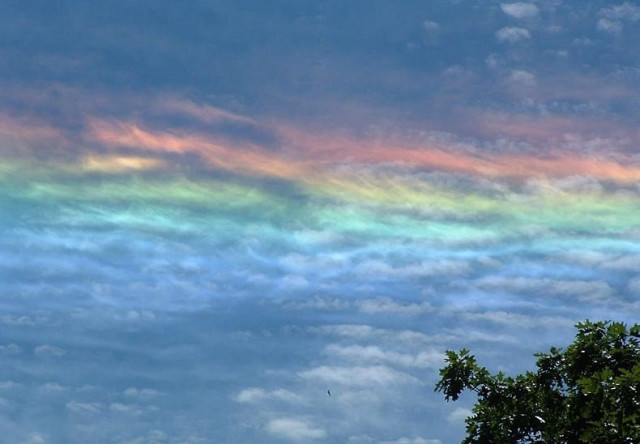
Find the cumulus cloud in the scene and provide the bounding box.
[233,387,304,404]
[299,365,419,386]
[462,311,571,328]
[508,70,537,88]
[123,387,161,399]
[324,344,443,368]
[65,401,102,414]
[109,402,157,416]
[0,343,22,354]
[1,314,36,326]
[33,345,66,358]
[279,274,310,291]
[600,2,640,21]
[354,260,470,279]
[380,438,442,444]
[496,27,531,43]
[310,324,443,344]
[421,20,440,45]
[447,407,472,425]
[500,3,539,19]
[597,18,623,34]
[19,433,47,444]
[266,418,327,441]
[0,380,21,390]
[356,298,433,316]
[41,382,66,393]
[283,296,351,311]
[525,176,603,194]
[475,277,615,302]
[597,2,640,33]
[627,277,640,295]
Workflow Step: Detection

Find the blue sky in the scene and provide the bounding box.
[2,1,640,443]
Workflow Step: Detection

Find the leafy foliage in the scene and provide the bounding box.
[435,320,640,443]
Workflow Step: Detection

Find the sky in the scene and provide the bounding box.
[2,0,640,442]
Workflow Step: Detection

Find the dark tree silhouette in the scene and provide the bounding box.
[435,320,640,443]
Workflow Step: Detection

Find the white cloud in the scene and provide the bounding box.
[299,365,419,386]
[463,311,571,328]
[1,314,36,326]
[41,382,66,393]
[354,259,469,279]
[600,2,640,21]
[496,27,531,43]
[356,298,433,316]
[627,277,640,295]
[65,401,102,414]
[475,276,614,302]
[0,343,22,354]
[597,18,623,34]
[508,70,537,88]
[234,387,304,404]
[526,176,603,195]
[283,296,350,311]
[500,3,539,19]
[122,310,156,321]
[279,274,310,291]
[109,402,152,416]
[597,2,640,33]
[423,20,439,32]
[33,345,66,358]
[380,438,442,444]
[311,324,444,344]
[124,387,161,398]
[266,418,327,441]
[447,407,472,425]
[0,380,21,390]
[325,344,443,369]
[234,387,266,403]
[19,433,47,444]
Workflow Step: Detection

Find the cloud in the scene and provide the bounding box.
[233,387,304,404]
[41,382,66,393]
[0,344,22,355]
[447,407,472,425]
[278,274,310,291]
[627,277,640,295]
[354,260,470,279]
[299,365,420,386]
[508,70,537,88]
[600,2,640,21]
[0,381,21,390]
[65,401,102,414]
[380,438,442,444]
[356,298,433,316]
[325,344,443,369]
[33,345,66,358]
[109,402,156,416]
[310,324,444,344]
[496,27,531,43]
[422,21,439,32]
[266,418,327,441]
[597,3,640,34]
[19,433,47,444]
[475,277,615,303]
[597,18,623,34]
[500,3,539,19]
[463,311,571,328]
[1,314,37,326]
[123,387,161,399]
[283,296,351,311]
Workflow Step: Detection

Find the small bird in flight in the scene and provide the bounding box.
[327,390,331,396]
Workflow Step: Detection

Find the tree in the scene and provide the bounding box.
[435,320,640,443]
